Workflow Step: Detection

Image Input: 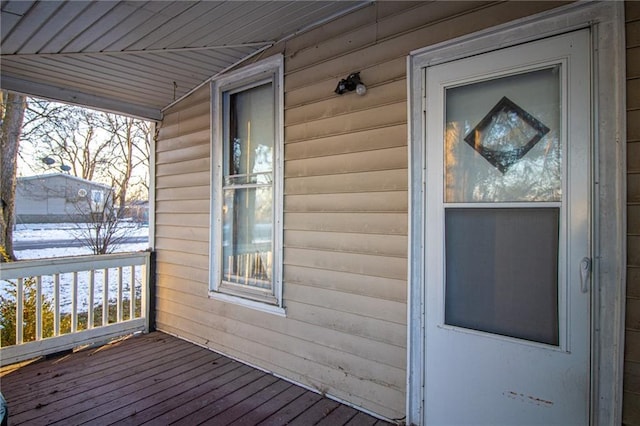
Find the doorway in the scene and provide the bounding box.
[422,30,590,424]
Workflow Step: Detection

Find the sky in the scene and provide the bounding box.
[16,97,151,201]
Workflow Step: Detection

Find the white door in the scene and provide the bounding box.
[424,30,591,425]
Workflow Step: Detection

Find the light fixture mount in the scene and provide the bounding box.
[335,72,366,95]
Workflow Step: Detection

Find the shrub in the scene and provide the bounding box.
[0,247,59,346]
[0,276,59,346]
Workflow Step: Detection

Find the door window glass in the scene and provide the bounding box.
[445,67,561,202]
[444,208,560,345]
[444,67,563,345]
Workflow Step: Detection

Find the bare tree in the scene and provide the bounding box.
[21,98,151,217]
[14,98,151,255]
[0,91,27,261]
[70,190,129,255]
[101,115,150,218]
[21,100,113,180]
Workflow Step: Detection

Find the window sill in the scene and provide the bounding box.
[208,291,286,317]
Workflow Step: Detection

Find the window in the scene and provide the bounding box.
[210,55,284,315]
[90,190,105,213]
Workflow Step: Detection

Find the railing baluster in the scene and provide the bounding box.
[141,258,148,331]
[16,278,23,345]
[88,270,94,329]
[71,272,78,333]
[36,276,42,341]
[129,265,135,319]
[102,268,109,326]
[0,252,151,367]
[54,274,60,336]
[117,267,123,322]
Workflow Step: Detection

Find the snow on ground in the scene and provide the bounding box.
[13,223,79,241]
[2,223,150,313]
[13,222,149,241]
[12,222,149,259]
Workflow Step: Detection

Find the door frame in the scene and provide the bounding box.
[406,3,626,425]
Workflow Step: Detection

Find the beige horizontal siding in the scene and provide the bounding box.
[285,247,406,281]
[154,224,209,243]
[285,101,406,142]
[155,129,210,152]
[285,191,407,213]
[155,276,405,365]
[285,57,406,108]
[156,157,209,177]
[156,144,210,166]
[155,238,208,257]
[154,170,210,189]
[626,2,640,425]
[154,280,406,419]
[285,1,494,76]
[153,82,412,422]
[629,76,640,108]
[155,280,405,368]
[286,146,407,178]
[284,264,407,303]
[157,262,209,286]
[285,282,405,325]
[155,185,209,202]
[284,212,407,235]
[285,2,558,92]
[285,230,407,257]
[156,114,209,141]
[285,169,408,195]
[284,300,406,350]
[153,1,572,420]
[154,85,211,310]
[155,199,209,214]
[155,250,209,273]
[155,212,209,227]
[285,79,407,126]
[284,124,407,160]
[282,1,422,62]
[156,318,404,421]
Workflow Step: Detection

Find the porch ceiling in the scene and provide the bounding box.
[0,0,368,120]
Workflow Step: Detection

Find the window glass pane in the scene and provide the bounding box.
[445,67,561,202]
[221,81,274,291]
[225,82,274,180]
[223,187,273,288]
[444,208,559,345]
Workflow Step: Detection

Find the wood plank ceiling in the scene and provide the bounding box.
[0,0,368,120]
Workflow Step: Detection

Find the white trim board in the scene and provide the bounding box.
[406,2,626,425]
[208,54,285,315]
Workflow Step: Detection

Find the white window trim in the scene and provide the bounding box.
[209,54,285,316]
[407,3,625,425]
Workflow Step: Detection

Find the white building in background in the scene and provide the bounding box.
[15,173,112,224]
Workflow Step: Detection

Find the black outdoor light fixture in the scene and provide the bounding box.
[335,72,367,95]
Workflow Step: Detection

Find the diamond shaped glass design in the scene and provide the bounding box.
[463,96,550,173]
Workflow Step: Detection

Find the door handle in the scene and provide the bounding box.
[580,257,591,293]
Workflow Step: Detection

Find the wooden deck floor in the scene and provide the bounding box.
[0,332,392,426]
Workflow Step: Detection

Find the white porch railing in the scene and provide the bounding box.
[0,251,150,366]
